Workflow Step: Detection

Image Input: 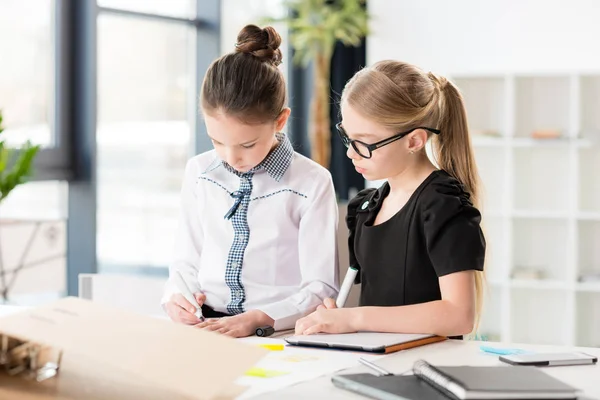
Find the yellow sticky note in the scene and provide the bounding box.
[245,367,289,378]
[257,343,285,351]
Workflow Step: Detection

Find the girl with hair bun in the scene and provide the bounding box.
[162,25,339,338]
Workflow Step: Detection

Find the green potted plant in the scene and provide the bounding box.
[0,109,41,301]
[0,110,40,205]
[267,0,369,168]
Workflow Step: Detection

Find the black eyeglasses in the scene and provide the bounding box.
[335,122,441,159]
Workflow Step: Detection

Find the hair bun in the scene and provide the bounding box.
[235,24,283,66]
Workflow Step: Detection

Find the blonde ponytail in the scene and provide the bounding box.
[429,73,480,207]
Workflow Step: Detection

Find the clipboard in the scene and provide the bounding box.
[285,332,446,354]
[0,297,267,399]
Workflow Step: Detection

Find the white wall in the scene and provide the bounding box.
[368,0,600,74]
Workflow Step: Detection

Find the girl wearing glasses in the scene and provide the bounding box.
[295,61,486,338]
[162,25,339,337]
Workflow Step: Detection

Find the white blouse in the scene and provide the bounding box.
[162,134,339,330]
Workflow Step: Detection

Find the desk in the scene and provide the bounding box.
[258,340,600,399]
[2,305,598,400]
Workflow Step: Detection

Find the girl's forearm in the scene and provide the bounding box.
[351,300,475,337]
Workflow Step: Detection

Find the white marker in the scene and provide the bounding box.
[173,270,205,321]
[336,266,359,308]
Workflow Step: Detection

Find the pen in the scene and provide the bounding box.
[172,270,205,321]
[336,266,358,308]
[358,357,394,377]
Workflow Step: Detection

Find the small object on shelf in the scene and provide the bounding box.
[511,267,546,280]
[578,272,600,282]
[531,129,562,139]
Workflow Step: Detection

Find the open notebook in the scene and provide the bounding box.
[285,332,446,354]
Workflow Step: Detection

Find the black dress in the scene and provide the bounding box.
[347,170,485,308]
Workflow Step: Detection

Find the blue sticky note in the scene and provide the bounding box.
[479,345,529,356]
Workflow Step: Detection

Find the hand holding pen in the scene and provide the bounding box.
[315,266,359,312]
[165,270,206,324]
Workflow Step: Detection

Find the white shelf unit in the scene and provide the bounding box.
[453,73,600,346]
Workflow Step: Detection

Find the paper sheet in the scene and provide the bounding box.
[236,337,387,399]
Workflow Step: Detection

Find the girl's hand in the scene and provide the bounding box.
[294,307,357,336]
[165,292,206,324]
[194,310,273,338]
[316,297,337,311]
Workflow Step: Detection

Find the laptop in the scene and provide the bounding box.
[284,332,446,354]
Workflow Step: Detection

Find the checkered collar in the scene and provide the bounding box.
[220,132,293,182]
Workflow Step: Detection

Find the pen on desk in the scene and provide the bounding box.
[336,266,358,308]
[172,270,205,321]
[358,358,394,377]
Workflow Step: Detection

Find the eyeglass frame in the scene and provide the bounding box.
[335,122,441,159]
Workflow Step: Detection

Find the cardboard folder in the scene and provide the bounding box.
[0,297,267,399]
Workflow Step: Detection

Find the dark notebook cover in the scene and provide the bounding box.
[332,373,450,400]
[433,366,577,395]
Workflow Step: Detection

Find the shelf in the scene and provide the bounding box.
[476,147,507,212]
[454,77,506,137]
[512,210,570,220]
[513,147,570,212]
[478,285,503,342]
[471,136,506,147]
[577,220,600,278]
[514,76,571,139]
[577,212,600,221]
[487,279,507,287]
[453,72,600,347]
[512,218,569,281]
[579,147,600,213]
[580,76,600,140]
[509,279,569,290]
[576,292,600,347]
[472,137,593,147]
[576,282,600,292]
[481,217,507,282]
[487,279,571,290]
[511,288,570,345]
[510,137,592,147]
[483,210,507,218]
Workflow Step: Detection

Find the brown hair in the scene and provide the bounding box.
[342,60,485,333]
[201,24,286,124]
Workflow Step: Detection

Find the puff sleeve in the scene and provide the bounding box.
[421,180,486,277]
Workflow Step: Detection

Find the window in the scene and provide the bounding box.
[96,14,194,270]
[0,0,53,147]
[98,0,196,19]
